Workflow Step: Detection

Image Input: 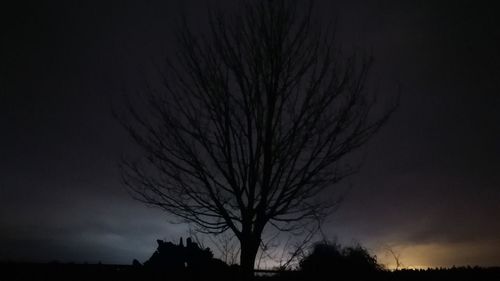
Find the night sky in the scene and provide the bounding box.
[1,0,499,269]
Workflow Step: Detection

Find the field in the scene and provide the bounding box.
[1,262,500,281]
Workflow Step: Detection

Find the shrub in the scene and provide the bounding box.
[299,241,382,279]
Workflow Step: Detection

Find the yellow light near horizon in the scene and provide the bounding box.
[375,240,500,270]
[376,244,442,270]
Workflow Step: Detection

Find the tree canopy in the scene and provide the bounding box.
[120,0,395,278]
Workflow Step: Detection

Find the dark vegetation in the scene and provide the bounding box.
[2,238,499,281]
[299,241,382,278]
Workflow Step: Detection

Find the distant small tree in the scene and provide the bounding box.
[385,245,404,270]
[120,0,395,279]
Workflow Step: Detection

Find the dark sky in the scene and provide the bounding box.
[1,0,499,269]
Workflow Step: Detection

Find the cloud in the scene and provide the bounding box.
[0,184,189,264]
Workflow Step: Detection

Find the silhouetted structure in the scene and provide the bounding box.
[142,237,229,279]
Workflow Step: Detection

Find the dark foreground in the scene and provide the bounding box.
[1,262,500,281]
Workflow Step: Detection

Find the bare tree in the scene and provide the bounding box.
[120,0,395,278]
[384,245,404,270]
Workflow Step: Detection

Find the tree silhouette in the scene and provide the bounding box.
[120,0,395,279]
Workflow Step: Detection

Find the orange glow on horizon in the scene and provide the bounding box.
[376,240,500,270]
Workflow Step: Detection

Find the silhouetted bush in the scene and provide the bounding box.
[299,241,382,280]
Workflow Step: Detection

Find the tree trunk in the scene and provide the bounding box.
[240,238,260,280]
